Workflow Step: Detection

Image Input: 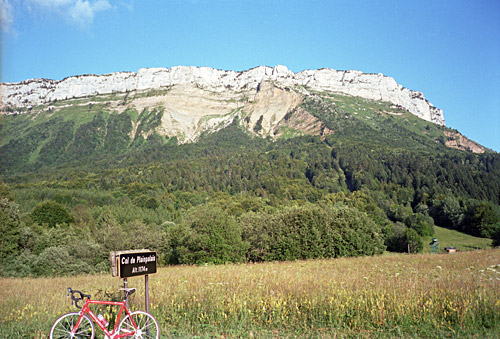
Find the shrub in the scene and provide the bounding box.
[242,204,385,262]
[405,212,434,237]
[33,246,94,276]
[492,223,500,247]
[0,198,21,260]
[124,220,165,251]
[165,204,248,264]
[30,200,74,227]
[385,221,423,253]
[429,196,463,228]
[462,201,500,238]
[95,211,127,252]
[0,249,37,277]
[385,222,408,252]
[405,228,423,253]
[323,205,386,256]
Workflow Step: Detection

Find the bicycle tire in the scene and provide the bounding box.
[49,312,95,339]
[117,310,160,339]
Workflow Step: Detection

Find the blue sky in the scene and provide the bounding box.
[2,0,499,151]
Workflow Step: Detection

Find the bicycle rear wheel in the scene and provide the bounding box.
[117,311,159,339]
[49,312,95,339]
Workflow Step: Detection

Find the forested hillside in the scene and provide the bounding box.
[1,88,499,277]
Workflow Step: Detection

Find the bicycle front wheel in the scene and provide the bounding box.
[117,310,159,339]
[49,312,95,339]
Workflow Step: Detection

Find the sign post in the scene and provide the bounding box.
[110,250,157,312]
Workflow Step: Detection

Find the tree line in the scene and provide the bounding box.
[1,136,499,277]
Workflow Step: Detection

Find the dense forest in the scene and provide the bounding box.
[1,90,499,277]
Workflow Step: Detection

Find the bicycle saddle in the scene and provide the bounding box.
[120,287,136,295]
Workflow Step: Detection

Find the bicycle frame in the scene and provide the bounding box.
[73,299,138,338]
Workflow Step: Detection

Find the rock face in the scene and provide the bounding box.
[444,130,485,153]
[1,65,445,125]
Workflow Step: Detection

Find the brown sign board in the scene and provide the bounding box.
[110,250,157,278]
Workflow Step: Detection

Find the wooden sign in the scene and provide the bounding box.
[110,250,157,278]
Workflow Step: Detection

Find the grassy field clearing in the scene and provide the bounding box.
[1,249,500,338]
[422,225,493,253]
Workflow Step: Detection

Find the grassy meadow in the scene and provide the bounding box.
[422,225,493,253]
[1,249,500,338]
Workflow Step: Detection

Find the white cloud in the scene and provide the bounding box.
[1,0,112,32]
[1,0,14,33]
[68,0,94,25]
[93,0,112,11]
[30,0,112,26]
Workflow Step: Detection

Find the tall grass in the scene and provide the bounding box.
[1,249,499,338]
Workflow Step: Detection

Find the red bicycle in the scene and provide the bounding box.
[49,287,159,339]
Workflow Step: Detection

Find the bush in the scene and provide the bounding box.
[385,222,423,253]
[242,204,385,262]
[0,249,37,277]
[462,201,500,238]
[385,221,409,252]
[124,220,165,251]
[165,204,248,264]
[0,198,21,260]
[95,211,128,252]
[405,213,434,237]
[429,196,463,228]
[30,200,74,227]
[33,246,94,276]
[324,205,386,257]
[492,223,500,247]
[406,228,423,253]
[1,245,98,277]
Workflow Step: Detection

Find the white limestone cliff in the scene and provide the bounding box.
[0,65,445,125]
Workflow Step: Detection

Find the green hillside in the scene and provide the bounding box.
[0,90,486,174]
[1,89,499,277]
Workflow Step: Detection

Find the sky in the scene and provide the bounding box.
[2,0,499,151]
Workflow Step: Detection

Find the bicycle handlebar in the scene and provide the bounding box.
[67,287,91,309]
[66,287,136,308]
